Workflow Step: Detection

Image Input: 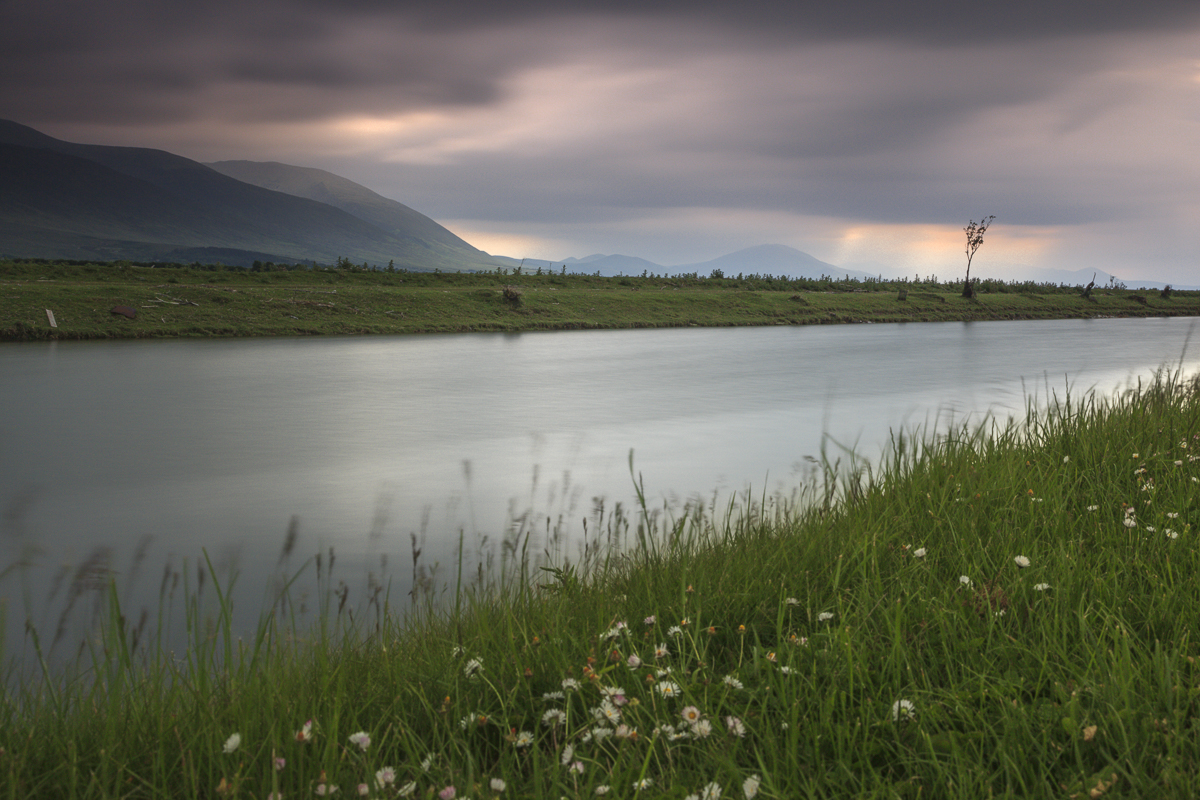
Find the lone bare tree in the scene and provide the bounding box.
[962,215,995,298]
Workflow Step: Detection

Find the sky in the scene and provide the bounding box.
[3,0,1200,283]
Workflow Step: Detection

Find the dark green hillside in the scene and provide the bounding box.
[0,120,505,271]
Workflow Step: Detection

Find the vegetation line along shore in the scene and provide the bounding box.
[2,259,1198,340]
[4,365,1200,798]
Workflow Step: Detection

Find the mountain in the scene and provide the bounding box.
[0,119,504,270]
[204,160,485,257]
[672,244,877,280]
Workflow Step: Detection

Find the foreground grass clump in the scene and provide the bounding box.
[3,370,1200,798]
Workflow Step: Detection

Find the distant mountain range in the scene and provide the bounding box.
[1,119,1193,287]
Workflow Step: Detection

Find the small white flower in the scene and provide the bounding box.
[561,678,581,691]
[1123,518,1138,529]
[656,681,681,698]
[780,666,795,675]
[1167,512,1180,519]
[723,675,744,690]
[634,778,654,790]
[561,744,575,765]
[959,575,972,587]
[1063,456,1070,463]
[700,782,723,800]
[398,782,417,797]
[743,774,762,799]
[654,643,670,658]
[785,597,800,606]
[222,733,241,754]
[1167,529,1179,540]
[913,548,926,558]
[569,760,585,774]
[1086,505,1099,512]
[817,612,834,622]
[1175,460,1184,466]
[725,716,746,737]
[542,691,565,701]
[420,755,433,772]
[614,724,636,739]
[667,625,683,637]
[1033,583,1051,591]
[644,615,656,625]
[1014,555,1030,568]
[513,730,534,748]
[489,778,506,792]
[892,699,915,722]
[690,718,713,738]
[463,658,484,678]
[348,731,371,751]
[376,767,397,789]
[542,709,566,727]
[595,787,611,796]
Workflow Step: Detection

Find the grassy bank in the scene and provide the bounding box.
[3,259,1198,339]
[3,367,1200,798]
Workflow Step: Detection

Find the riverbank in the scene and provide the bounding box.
[3,366,1199,798]
[3,260,1198,339]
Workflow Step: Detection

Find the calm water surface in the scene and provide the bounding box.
[1,317,1197,654]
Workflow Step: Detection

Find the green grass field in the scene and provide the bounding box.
[3,361,1200,798]
[3,259,1197,339]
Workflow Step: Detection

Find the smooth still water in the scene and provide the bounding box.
[1,317,1198,657]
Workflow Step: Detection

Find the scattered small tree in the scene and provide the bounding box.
[962,215,995,298]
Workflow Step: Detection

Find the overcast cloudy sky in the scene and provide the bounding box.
[4,0,1200,282]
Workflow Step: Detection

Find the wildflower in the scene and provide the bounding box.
[459,714,474,730]
[490,778,506,793]
[892,699,916,721]
[595,787,611,795]
[348,731,370,751]
[1034,583,1051,591]
[691,718,714,738]
[780,666,795,675]
[438,787,456,800]
[595,700,621,724]
[600,684,626,698]
[296,720,314,743]
[542,709,566,727]
[681,705,702,724]
[1145,525,1157,532]
[737,624,746,634]
[654,642,670,658]
[725,716,746,737]
[817,612,834,622]
[634,778,654,790]
[376,768,396,788]
[681,617,691,626]
[615,723,637,739]
[667,625,683,637]
[420,755,433,772]
[785,597,800,606]
[1063,456,1070,463]
[592,726,614,741]
[398,783,416,797]
[1167,530,1179,540]
[1013,555,1030,568]
[723,675,744,690]
[1168,512,1180,518]
[542,690,564,701]
[358,786,370,797]
[698,783,723,800]
[656,681,682,698]
[627,654,642,668]
[1086,505,1098,512]
[765,651,777,663]
[743,774,762,799]
[913,548,926,558]
[514,730,534,748]
[644,615,656,626]
[274,757,286,771]
[464,658,483,678]
[315,785,339,796]
[222,733,241,754]
[569,760,586,774]
[451,645,465,656]
[562,678,581,692]
[1123,517,1138,529]
[1176,460,1184,466]
[959,575,972,587]
[655,667,673,677]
